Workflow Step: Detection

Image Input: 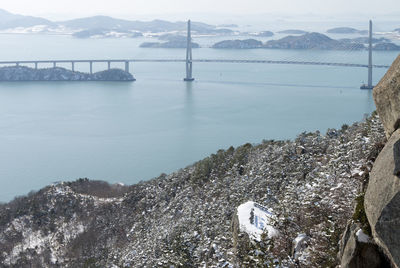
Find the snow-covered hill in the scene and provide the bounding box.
[0,114,385,267]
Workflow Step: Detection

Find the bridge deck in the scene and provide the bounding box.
[0,59,390,68]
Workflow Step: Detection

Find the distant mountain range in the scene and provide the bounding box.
[0,9,55,30]
[0,9,233,36]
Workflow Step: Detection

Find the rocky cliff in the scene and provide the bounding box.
[0,66,135,81]
[339,54,400,268]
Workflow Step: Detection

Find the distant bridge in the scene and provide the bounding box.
[0,59,390,72]
[0,20,387,87]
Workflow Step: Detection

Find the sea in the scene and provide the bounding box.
[0,31,398,201]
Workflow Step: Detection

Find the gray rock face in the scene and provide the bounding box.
[373,55,400,138]
[365,129,400,267]
[394,139,400,176]
[338,222,389,268]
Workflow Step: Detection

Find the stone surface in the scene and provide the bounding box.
[394,139,400,176]
[373,54,400,138]
[339,222,388,268]
[365,129,400,267]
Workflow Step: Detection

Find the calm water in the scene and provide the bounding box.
[0,34,397,201]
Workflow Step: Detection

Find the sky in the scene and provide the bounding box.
[1,0,400,21]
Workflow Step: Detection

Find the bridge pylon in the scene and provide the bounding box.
[184,20,194,82]
[361,20,374,90]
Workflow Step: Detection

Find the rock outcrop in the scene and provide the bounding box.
[373,55,400,138]
[365,129,400,267]
[359,54,400,268]
[338,222,389,268]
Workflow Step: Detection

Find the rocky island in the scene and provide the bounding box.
[212,39,263,49]
[140,34,200,48]
[264,32,364,50]
[212,32,400,50]
[72,28,143,39]
[373,42,400,51]
[140,40,200,48]
[327,27,368,35]
[277,29,308,34]
[250,31,274,37]
[0,66,135,81]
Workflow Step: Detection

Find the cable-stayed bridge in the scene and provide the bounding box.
[0,59,389,68]
[0,20,389,88]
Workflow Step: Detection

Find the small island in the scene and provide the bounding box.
[140,40,200,48]
[212,39,263,49]
[210,32,400,51]
[72,28,143,39]
[277,29,308,34]
[326,27,368,35]
[264,32,365,50]
[0,66,135,81]
[373,42,400,51]
[339,37,390,44]
[251,31,274,37]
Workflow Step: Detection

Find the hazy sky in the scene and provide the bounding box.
[2,0,400,20]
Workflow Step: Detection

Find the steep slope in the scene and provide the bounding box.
[0,115,385,267]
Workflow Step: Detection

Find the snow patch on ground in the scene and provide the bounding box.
[237,201,278,241]
[356,229,370,243]
[293,233,310,261]
[3,215,86,265]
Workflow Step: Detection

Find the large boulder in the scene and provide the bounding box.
[338,222,389,268]
[365,129,400,267]
[373,55,400,138]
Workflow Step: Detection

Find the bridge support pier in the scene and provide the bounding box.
[90,61,93,75]
[125,61,129,73]
[35,62,38,70]
[108,61,111,70]
[53,62,56,68]
[184,20,194,82]
[361,20,374,90]
[72,62,75,72]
